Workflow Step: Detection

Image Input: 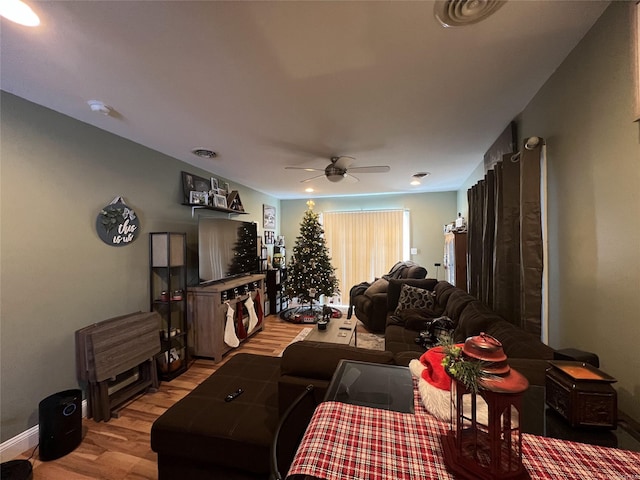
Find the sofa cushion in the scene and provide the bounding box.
[384,324,425,356]
[388,308,434,331]
[394,284,435,315]
[280,341,395,380]
[434,281,456,309]
[443,289,477,322]
[364,278,389,296]
[400,264,428,279]
[453,300,500,341]
[387,278,438,312]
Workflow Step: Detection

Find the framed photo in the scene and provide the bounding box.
[213,194,228,209]
[190,190,208,205]
[263,204,276,229]
[211,177,219,191]
[264,230,275,245]
[182,171,210,203]
[224,182,230,193]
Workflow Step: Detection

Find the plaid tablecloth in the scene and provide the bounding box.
[288,400,640,480]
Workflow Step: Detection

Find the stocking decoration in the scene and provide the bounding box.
[224,303,239,348]
[254,291,264,327]
[236,301,247,340]
[245,294,259,333]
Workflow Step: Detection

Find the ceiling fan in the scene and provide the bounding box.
[285,156,390,183]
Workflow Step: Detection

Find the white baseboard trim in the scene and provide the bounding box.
[0,399,88,463]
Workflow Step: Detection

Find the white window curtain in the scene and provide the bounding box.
[322,210,407,305]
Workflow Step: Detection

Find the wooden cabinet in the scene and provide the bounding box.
[444,232,467,291]
[150,232,188,380]
[187,274,265,362]
[266,268,288,315]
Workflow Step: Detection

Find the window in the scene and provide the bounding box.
[322,210,408,304]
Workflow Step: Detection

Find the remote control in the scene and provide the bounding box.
[225,388,244,402]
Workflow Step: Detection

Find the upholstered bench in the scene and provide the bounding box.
[151,353,281,480]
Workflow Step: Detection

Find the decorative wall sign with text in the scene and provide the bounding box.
[96,197,140,246]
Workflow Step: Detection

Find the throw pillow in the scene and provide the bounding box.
[394,284,435,315]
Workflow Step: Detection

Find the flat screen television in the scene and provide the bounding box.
[198,217,259,283]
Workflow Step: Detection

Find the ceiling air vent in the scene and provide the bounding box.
[434,0,506,28]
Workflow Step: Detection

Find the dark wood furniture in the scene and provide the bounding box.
[150,232,188,379]
[75,311,161,422]
[266,268,288,315]
[544,361,617,429]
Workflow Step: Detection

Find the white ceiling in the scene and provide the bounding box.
[1,0,608,199]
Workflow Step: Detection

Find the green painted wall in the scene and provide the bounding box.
[0,92,279,442]
[280,192,458,301]
[457,2,640,421]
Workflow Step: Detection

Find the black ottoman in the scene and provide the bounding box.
[151,353,281,480]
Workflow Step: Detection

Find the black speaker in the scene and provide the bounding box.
[38,389,82,461]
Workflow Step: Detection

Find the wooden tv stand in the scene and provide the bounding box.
[187,274,265,362]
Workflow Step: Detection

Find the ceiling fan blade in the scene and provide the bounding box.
[285,166,324,172]
[347,165,390,173]
[301,173,326,183]
[344,173,359,183]
[333,156,355,169]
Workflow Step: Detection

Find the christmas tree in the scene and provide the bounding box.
[283,200,340,310]
[227,223,259,275]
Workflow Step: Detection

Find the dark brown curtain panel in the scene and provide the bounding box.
[467,139,544,337]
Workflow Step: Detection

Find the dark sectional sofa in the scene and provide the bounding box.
[151,279,557,479]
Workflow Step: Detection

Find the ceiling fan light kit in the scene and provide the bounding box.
[285,155,390,184]
[434,0,507,28]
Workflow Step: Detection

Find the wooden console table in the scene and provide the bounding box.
[188,274,265,362]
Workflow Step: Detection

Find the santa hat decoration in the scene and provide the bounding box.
[410,346,454,422]
[224,303,240,348]
[410,343,489,423]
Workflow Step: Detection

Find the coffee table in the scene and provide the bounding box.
[304,317,357,345]
[324,360,414,413]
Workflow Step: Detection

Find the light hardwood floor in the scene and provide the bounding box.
[17,314,310,480]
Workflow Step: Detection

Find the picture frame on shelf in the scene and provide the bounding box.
[211,177,219,191]
[224,182,230,193]
[182,171,210,203]
[263,204,276,229]
[190,190,208,205]
[264,230,275,245]
[213,194,228,209]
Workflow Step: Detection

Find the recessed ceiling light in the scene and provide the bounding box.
[0,0,40,27]
[410,172,430,186]
[87,100,112,116]
[191,148,218,159]
[305,187,314,193]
